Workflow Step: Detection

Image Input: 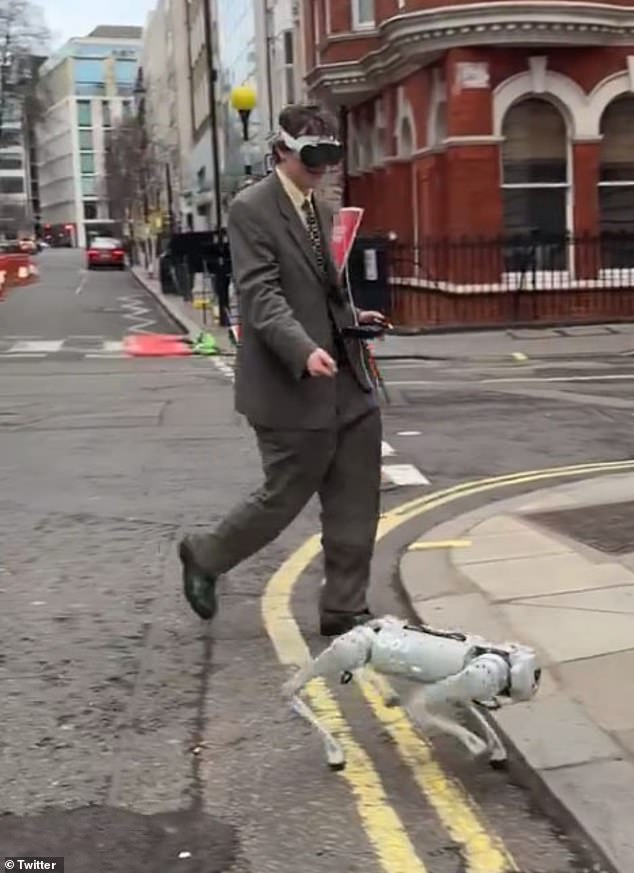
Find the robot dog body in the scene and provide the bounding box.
[283,615,541,770]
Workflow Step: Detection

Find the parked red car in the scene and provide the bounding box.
[86,237,126,270]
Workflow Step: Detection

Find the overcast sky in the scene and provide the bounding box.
[39,0,155,49]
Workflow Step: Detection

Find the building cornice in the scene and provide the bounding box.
[307,2,634,101]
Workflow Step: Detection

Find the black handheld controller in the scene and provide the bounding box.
[341,325,386,340]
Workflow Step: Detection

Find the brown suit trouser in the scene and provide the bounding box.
[190,368,382,616]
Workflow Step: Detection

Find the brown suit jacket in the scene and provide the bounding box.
[226,170,377,430]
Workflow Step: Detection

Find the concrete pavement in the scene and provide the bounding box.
[400,469,634,873]
[131,263,634,361]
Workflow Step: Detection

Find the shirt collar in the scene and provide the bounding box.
[276,166,313,210]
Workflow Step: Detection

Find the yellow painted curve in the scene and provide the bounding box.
[262,458,634,873]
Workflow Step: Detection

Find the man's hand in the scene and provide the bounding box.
[358,310,390,327]
[306,348,337,377]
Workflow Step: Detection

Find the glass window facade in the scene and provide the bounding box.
[115,59,137,84]
[215,0,266,193]
[79,129,93,150]
[80,152,95,174]
[77,101,92,127]
[0,177,25,194]
[81,176,96,196]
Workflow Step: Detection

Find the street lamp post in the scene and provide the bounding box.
[230,84,257,177]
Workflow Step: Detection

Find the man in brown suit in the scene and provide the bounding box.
[178,103,386,637]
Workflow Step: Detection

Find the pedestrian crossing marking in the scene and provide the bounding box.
[8,340,64,353]
[382,464,430,487]
[381,441,395,457]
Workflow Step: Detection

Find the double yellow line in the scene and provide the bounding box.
[262,459,634,873]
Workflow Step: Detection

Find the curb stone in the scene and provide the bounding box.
[130,267,235,357]
[397,475,634,873]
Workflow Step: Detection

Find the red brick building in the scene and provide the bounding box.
[302,1,634,326]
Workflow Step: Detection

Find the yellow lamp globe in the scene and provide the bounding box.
[230,84,257,113]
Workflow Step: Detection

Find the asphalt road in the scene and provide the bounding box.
[0,263,625,873]
[0,248,179,357]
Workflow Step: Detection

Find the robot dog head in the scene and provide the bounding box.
[507,645,541,702]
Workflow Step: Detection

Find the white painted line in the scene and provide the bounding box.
[381,441,396,457]
[75,275,87,295]
[382,464,430,486]
[385,380,437,386]
[482,373,634,384]
[379,361,434,369]
[101,341,125,353]
[0,353,47,358]
[8,340,64,353]
[397,430,421,436]
[85,353,128,358]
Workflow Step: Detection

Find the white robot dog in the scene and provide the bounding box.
[283,615,541,770]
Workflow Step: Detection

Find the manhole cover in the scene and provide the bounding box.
[528,500,634,555]
[0,806,238,872]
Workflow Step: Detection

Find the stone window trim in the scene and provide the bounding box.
[493,57,634,141]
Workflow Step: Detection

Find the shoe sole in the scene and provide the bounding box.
[179,541,217,621]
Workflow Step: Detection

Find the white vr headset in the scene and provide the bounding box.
[277,128,343,168]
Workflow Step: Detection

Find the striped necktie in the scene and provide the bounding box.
[301,197,327,275]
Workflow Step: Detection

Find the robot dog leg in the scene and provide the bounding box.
[282,625,376,770]
[402,653,510,765]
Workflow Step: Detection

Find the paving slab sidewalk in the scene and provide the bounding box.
[131,264,634,362]
[399,471,634,873]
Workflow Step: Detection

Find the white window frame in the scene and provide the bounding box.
[352,0,375,31]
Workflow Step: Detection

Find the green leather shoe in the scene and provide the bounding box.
[178,538,218,620]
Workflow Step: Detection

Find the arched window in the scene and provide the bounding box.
[429,102,447,147]
[359,125,373,168]
[399,117,413,158]
[501,98,568,240]
[599,96,634,234]
[373,125,386,164]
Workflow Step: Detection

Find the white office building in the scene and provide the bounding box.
[36,26,142,247]
[0,110,31,238]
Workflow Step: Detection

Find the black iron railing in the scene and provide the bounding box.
[388,231,634,292]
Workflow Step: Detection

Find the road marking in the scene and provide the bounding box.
[118,295,158,334]
[263,458,634,873]
[264,538,428,873]
[397,430,421,436]
[0,353,47,358]
[8,340,64,353]
[482,373,634,384]
[382,464,430,486]
[408,539,472,550]
[381,441,395,457]
[385,374,634,388]
[75,274,87,295]
[385,379,436,386]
